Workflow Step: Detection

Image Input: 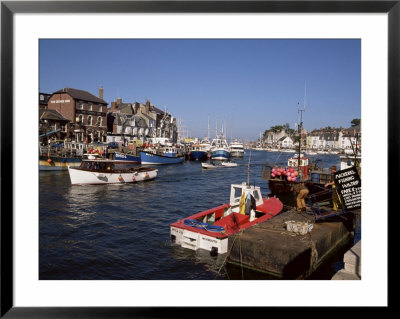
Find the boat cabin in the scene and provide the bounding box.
[229,182,263,214]
[288,153,309,168]
[79,160,115,171]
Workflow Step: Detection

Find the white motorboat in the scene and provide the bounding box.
[221,161,238,167]
[229,140,245,157]
[68,159,158,185]
[201,162,217,169]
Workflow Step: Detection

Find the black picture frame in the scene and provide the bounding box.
[1,0,394,317]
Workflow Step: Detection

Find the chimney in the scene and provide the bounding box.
[117,97,122,104]
[99,86,104,99]
[145,100,150,113]
[111,101,116,111]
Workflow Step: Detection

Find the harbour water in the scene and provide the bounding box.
[39,150,359,280]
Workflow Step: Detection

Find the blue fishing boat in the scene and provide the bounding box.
[188,144,209,161]
[210,134,230,161]
[113,152,141,164]
[140,151,185,165]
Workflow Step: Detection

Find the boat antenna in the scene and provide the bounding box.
[247,150,252,186]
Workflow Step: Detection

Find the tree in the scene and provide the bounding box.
[351,118,361,127]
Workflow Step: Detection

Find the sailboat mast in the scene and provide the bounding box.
[247,150,252,185]
[207,115,210,139]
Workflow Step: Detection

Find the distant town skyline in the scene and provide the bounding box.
[40,39,361,141]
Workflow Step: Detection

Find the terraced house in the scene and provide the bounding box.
[107,98,177,144]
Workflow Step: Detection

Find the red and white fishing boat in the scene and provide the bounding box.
[68,159,158,185]
[170,181,283,254]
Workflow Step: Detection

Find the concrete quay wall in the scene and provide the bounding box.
[226,209,355,279]
[331,240,361,280]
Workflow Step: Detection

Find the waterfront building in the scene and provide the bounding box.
[277,136,294,149]
[107,98,177,144]
[39,109,70,143]
[46,86,108,143]
[39,92,51,109]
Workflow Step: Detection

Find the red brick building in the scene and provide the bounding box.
[46,87,108,143]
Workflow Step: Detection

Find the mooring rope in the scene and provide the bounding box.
[215,230,243,279]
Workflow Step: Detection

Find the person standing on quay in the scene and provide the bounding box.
[291,182,309,212]
[324,165,341,211]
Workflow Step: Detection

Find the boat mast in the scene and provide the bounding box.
[297,84,306,172]
[247,150,252,185]
[207,115,210,140]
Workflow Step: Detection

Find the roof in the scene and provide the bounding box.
[53,87,108,105]
[39,109,70,122]
[114,103,134,114]
[39,93,51,105]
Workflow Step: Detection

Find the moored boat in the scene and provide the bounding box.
[210,135,230,160]
[221,161,238,167]
[39,155,81,171]
[139,150,185,165]
[113,152,141,164]
[229,140,245,157]
[188,143,209,161]
[170,182,283,254]
[262,101,335,207]
[68,159,158,185]
[201,162,217,169]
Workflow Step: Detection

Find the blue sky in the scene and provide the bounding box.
[39,39,360,141]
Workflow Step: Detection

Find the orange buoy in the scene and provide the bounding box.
[47,158,52,163]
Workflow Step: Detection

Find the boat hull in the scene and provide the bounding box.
[170,226,229,253]
[170,197,283,254]
[113,152,141,164]
[230,150,244,157]
[68,166,157,185]
[139,151,185,165]
[39,155,81,171]
[210,149,230,160]
[189,150,208,161]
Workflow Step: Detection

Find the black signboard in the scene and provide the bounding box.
[334,166,361,210]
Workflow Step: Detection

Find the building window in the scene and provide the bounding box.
[78,115,83,124]
[88,116,92,126]
[79,101,84,110]
[97,116,102,126]
[89,103,93,111]
[99,105,102,112]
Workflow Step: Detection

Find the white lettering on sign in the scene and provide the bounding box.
[50,100,71,103]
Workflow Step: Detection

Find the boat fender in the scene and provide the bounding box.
[145,172,149,179]
[118,175,123,182]
[210,247,218,257]
[132,175,136,181]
